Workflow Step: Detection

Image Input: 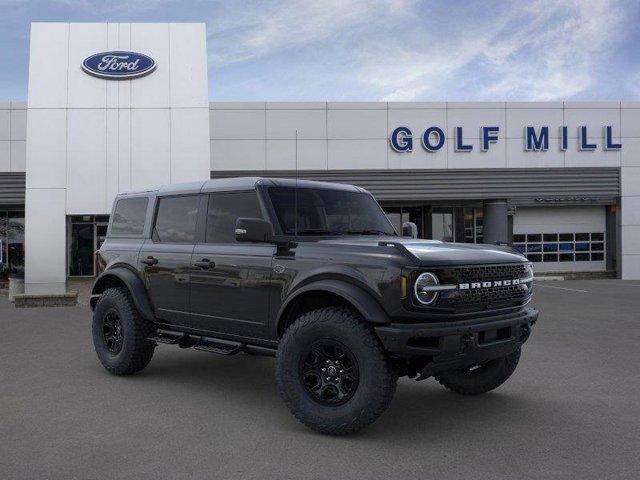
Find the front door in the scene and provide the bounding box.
[139,194,200,326]
[189,191,274,339]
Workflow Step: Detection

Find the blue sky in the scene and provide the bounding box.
[1,0,639,101]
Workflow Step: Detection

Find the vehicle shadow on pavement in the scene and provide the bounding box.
[113,347,557,442]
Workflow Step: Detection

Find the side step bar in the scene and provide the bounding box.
[148,328,276,357]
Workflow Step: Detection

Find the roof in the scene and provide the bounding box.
[116,177,364,197]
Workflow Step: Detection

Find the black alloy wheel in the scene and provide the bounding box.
[300,339,359,406]
[102,309,124,354]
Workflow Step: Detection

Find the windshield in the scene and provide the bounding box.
[267,187,397,236]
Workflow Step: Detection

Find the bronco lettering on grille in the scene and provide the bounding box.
[459,279,521,290]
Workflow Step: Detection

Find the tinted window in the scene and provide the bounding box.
[110,197,148,236]
[267,187,396,236]
[206,192,263,243]
[153,195,199,243]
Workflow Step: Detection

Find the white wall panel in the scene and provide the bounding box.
[169,23,208,108]
[25,109,67,189]
[621,225,640,255]
[67,23,107,109]
[25,188,66,294]
[447,108,506,141]
[387,108,447,139]
[131,23,170,108]
[0,141,9,171]
[106,23,119,108]
[105,109,119,205]
[328,110,386,139]
[506,108,564,138]
[210,109,265,139]
[621,254,640,279]
[621,195,640,226]
[211,140,265,170]
[564,143,620,168]
[388,144,445,170]
[564,107,620,138]
[266,109,326,139]
[117,23,132,109]
[446,138,506,169]
[621,138,640,167]
[0,110,9,140]
[28,23,68,108]
[622,166,640,196]
[11,141,26,172]
[117,109,131,191]
[130,108,171,189]
[621,108,640,138]
[170,108,210,183]
[506,138,564,168]
[266,139,328,170]
[10,109,27,140]
[328,140,387,169]
[66,109,107,214]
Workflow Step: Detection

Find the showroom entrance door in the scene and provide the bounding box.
[68,215,109,277]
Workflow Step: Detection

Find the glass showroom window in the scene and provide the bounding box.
[0,211,25,278]
[513,232,605,263]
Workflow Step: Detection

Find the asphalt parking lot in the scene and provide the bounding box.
[1,280,639,480]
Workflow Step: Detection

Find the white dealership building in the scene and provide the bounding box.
[1,22,640,295]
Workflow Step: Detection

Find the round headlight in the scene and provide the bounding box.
[414,272,440,305]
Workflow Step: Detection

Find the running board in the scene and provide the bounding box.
[148,329,277,357]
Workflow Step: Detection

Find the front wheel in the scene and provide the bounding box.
[92,287,156,375]
[434,347,521,395]
[276,307,397,436]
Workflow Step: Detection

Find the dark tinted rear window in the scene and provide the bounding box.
[153,195,200,243]
[110,197,148,236]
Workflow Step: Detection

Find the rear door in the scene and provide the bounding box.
[139,194,201,326]
[189,191,275,338]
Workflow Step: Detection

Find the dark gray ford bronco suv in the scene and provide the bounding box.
[91,177,538,435]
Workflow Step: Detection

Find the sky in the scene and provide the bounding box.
[0,0,639,102]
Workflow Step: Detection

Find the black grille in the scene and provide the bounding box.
[450,264,528,283]
[434,263,531,310]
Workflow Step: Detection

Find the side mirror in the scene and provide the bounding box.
[235,217,274,243]
[402,221,418,239]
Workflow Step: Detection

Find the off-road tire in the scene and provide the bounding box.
[92,287,156,375]
[434,347,521,395]
[276,307,397,436]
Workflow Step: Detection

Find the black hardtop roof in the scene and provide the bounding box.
[116,177,366,197]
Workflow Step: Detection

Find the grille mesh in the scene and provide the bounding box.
[435,263,531,310]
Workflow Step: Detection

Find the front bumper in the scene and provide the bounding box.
[375,307,538,375]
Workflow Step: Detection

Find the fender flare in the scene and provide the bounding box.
[276,279,390,336]
[91,267,155,321]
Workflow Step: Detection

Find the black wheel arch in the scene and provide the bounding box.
[91,266,155,321]
[275,279,390,338]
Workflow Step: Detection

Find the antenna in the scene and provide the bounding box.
[294,129,299,236]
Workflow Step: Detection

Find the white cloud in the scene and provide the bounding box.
[208,0,412,66]
[358,0,627,101]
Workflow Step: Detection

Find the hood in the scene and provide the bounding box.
[316,236,527,266]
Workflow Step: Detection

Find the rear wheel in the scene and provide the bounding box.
[434,347,521,395]
[92,287,156,375]
[276,307,397,436]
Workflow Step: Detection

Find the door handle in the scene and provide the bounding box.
[141,256,158,266]
[194,258,215,269]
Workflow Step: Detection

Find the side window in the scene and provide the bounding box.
[206,192,263,243]
[153,195,200,243]
[110,197,148,236]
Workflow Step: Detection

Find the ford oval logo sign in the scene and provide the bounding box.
[82,51,156,80]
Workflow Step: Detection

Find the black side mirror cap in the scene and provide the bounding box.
[235,217,274,243]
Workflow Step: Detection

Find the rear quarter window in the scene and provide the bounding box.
[110,197,149,236]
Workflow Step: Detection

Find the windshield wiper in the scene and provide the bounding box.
[346,229,392,236]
